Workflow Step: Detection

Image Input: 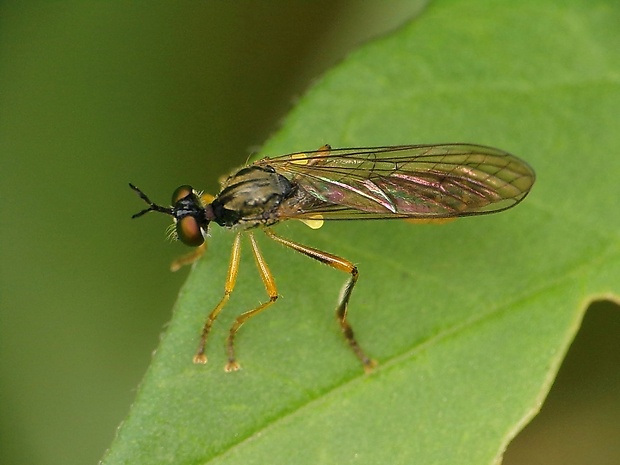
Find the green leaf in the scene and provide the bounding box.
[102,0,620,463]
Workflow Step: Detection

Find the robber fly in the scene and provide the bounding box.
[130,144,535,372]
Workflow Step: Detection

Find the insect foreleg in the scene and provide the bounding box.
[170,242,206,272]
[224,232,279,372]
[193,232,242,365]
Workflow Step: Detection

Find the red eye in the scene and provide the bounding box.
[176,216,204,246]
[172,185,194,204]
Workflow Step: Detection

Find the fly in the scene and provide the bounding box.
[130,143,535,372]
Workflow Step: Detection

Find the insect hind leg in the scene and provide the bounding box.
[263,228,376,372]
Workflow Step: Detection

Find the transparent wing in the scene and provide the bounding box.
[255,144,535,220]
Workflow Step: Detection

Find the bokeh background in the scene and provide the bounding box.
[1,2,618,465]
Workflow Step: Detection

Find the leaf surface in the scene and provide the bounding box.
[103,0,620,463]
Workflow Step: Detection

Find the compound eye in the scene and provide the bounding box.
[176,216,204,246]
[172,185,194,204]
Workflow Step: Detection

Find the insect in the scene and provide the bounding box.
[130,143,535,372]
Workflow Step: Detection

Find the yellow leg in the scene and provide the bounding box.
[170,242,206,272]
[225,232,279,372]
[263,229,376,373]
[193,232,242,364]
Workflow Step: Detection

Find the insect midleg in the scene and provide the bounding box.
[192,232,242,364]
[263,228,376,372]
[225,232,279,372]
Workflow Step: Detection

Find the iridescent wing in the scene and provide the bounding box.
[255,144,535,220]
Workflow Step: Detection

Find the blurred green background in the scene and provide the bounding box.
[1,2,618,465]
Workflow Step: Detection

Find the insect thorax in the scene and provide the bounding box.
[210,165,294,228]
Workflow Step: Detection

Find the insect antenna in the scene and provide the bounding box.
[129,183,174,218]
